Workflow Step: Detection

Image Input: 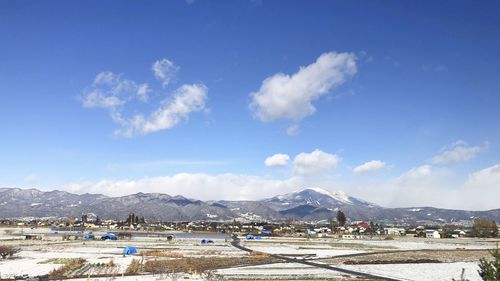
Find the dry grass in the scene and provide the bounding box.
[49,258,86,279]
[125,259,142,274]
[325,249,494,265]
[143,255,276,274]
[141,249,184,258]
[250,251,270,258]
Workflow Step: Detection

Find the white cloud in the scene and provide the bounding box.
[353,160,386,174]
[82,59,206,136]
[461,164,500,209]
[115,83,208,137]
[466,163,500,187]
[136,84,150,102]
[152,58,179,87]
[249,52,356,131]
[396,165,433,182]
[293,149,341,175]
[62,173,304,201]
[59,162,500,210]
[264,154,290,167]
[81,71,149,108]
[345,162,500,210]
[431,140,483,164]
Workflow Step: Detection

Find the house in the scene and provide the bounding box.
[385,228,406,236]
[425,230,440,238]
[357,222,370,229]
[342,234,363,240]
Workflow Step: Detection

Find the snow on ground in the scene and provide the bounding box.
[248,245,365,258]
[71,274,204,281]
[340,238,495,250]
[339,262,482,281]
[216,262,351,279]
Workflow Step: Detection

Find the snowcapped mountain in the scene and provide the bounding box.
[0,187,499,223]
[262,187,377,211]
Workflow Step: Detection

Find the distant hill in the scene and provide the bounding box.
[0,187,498,224]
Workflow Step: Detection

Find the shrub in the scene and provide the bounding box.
[478,246,500,281]
[0,245,20,259]
[49,258,86,279]
[126,259,142,274]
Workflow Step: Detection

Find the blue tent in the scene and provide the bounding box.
[101,233,117,240]
[201,239,207,244]
[254,235,262,240]
[245,234,255,240]
[83,234,95,240]
[260,229,272,235]
[122,246,138,255]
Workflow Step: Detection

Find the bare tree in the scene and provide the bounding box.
[0,245,20,259]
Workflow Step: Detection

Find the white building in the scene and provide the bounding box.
[384,228,406,236]
[425,230,440,238]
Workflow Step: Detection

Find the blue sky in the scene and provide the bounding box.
[1,0,499,210]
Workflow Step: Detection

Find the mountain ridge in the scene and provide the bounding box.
[0,187,498,224]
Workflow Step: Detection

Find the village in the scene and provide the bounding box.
[0,212,498,280]
[1,211,497,240]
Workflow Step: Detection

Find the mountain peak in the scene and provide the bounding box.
[296,187,352,204]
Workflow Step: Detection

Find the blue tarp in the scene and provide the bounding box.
[101,233,117,240]
[260,229,272,234]
[201,239,214,244]
[245,234,262,240]
[83,234,95,240]
[122,246,137,255]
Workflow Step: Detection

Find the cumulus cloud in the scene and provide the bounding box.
[114,83,207,137]
[62,173,304,201]
[81,58,206,136]
[152,58,179,87]
[461,164,500,210]
[430,140,484,164]
[353,160,386,174]
[60,161,500,210]
[249,52,357,131]
[293,149,341,175]
[345,162,500,210]
[264,154,290,167]
[81,71,149,108]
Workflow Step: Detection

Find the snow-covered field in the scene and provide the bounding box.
[0,228,496,280]
[248,245,365,258]
[216,262,353,279]
[340,237,496,250]
[339,262,482,281]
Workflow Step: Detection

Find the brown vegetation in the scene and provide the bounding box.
[0,245,20,259]
[49,258,86,279]
[143,255,275,274]
[141,249,184,258]
[125,259,142,274]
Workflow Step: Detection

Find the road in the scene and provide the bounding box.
[231,234,402,281]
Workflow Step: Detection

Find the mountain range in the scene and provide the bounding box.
[0,187,498,224]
